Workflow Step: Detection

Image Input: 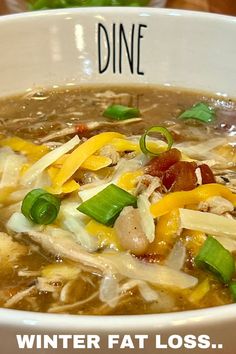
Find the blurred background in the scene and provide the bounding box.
[0,0,235,16]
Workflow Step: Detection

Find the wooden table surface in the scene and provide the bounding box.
[0,0,236,16]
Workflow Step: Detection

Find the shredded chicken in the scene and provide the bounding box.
[135,174,161,197]
[150,191,163,204]
[48,291,99,313]
[38,127,76,143]
[20,228,197,289]
[199,196,234,215]
[94,90,131,99]
[99,144,120,165]
[215,174,236,193]
[87,293,130,315]
[4,285,36,308]
[18,270,41,277]
[60,280,74,303]
[39,119,142,143]
[25,229,108,274]
[36,277,60,293]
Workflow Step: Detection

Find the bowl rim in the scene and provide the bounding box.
[1,303,236,330]
[0,6,236,329]
[0,6,236,23]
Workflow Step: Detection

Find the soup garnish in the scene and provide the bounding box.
[103,104,141,120]
[21,189,61,225]
[0,85,235,315]
[178,102,215,123]
[139,125,173,156]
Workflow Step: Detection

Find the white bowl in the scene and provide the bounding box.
[0,7,236,354]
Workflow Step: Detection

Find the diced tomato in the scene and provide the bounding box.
[146,147,215,192]
[163,161,197,191]
[75,124,88,135]
[147,148,182,177]
[199,164,215,184]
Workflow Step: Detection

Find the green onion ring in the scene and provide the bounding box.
[21,188,61,225]
[139,126,173,156]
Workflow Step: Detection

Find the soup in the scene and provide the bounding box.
[0,85,235,315]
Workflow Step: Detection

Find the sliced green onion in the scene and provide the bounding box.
[178,102,215,123]
[139,126,173,156]
[21,188,61,225]
[77,184,137,226]
[103,105,141,121]
[195,236,235,283]
[229,282,236,302]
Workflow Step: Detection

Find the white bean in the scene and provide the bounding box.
[114,206,149,256]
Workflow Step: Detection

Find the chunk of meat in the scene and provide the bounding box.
[114,206,149,256]
[163,161,197,191]
[199,164,215,184]
[147,148,182,177]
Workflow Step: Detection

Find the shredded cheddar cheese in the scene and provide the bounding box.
[189,278,210,304]
[47,167,79,194]
[55,154,112,171]
[86,219,122,251]
[0,137,49,162]
[53,132,123,187]
[117,169,143,192]
[151,184,236,217]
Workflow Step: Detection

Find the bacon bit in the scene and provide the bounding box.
[147,148,182,177]
[163,161,197,191]
[199,164,215,184]
[75,124,88,135]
